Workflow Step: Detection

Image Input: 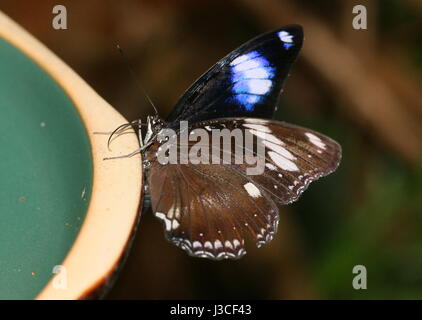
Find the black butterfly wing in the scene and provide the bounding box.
[166,25,303,128]
[146,118,341,259]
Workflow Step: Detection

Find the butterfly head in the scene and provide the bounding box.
[143,115,165,146]
[150,115,165,132]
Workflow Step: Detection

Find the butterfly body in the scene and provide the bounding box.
[136,25,342,260]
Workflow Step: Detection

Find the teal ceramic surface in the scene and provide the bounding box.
[0,38,93,299]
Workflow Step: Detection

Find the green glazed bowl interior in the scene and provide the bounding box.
[0,38,92,299]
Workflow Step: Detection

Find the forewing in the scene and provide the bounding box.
[193,118,342,204]
[166,25,303,127]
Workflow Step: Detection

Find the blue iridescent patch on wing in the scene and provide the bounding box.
[231,67,273,83]
[233,79,272,95]
[230,51,261,66]
[229,51,275,111]
[235,94,261,111]
[283,43,293,50]
[278,30,294,50]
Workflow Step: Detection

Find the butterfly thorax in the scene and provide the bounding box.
[142,115,165,145]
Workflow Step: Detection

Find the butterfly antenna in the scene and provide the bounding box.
[116,44,160,116]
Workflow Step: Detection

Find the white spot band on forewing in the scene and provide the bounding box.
[278,31,293,43]
[305,132,326,150]
[268,151,299,171]
[230,51,260,66]
[248,129,284,145]
[243,123,272,133]
[263,140,296,160]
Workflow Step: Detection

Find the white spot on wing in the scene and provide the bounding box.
[172,219,180,230]
[155,212,172,231]
[233,239,241,248]
[232,58,267,72]
[166,204,181,220]
[243,123,271,133]
[230,51,260,66]
[249,129,284,145]
[214,240,223,250]
[305,132,326,150]
[243,182,262,198]
[278,31,293,43]
[233,79,272,95]
[224,241,233,250]
[268,151,299,171]
[231,55,249,66]
[263,140,296,160]
[204,241,213,250]
[239,68,272,79]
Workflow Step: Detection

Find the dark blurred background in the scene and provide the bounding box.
[2,0,422,299]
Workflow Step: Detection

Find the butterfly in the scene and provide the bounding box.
[110,25,341,260]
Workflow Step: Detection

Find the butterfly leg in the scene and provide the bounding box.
[103,139,152,161]
[103,147,143,160]
[138,119,144,148]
